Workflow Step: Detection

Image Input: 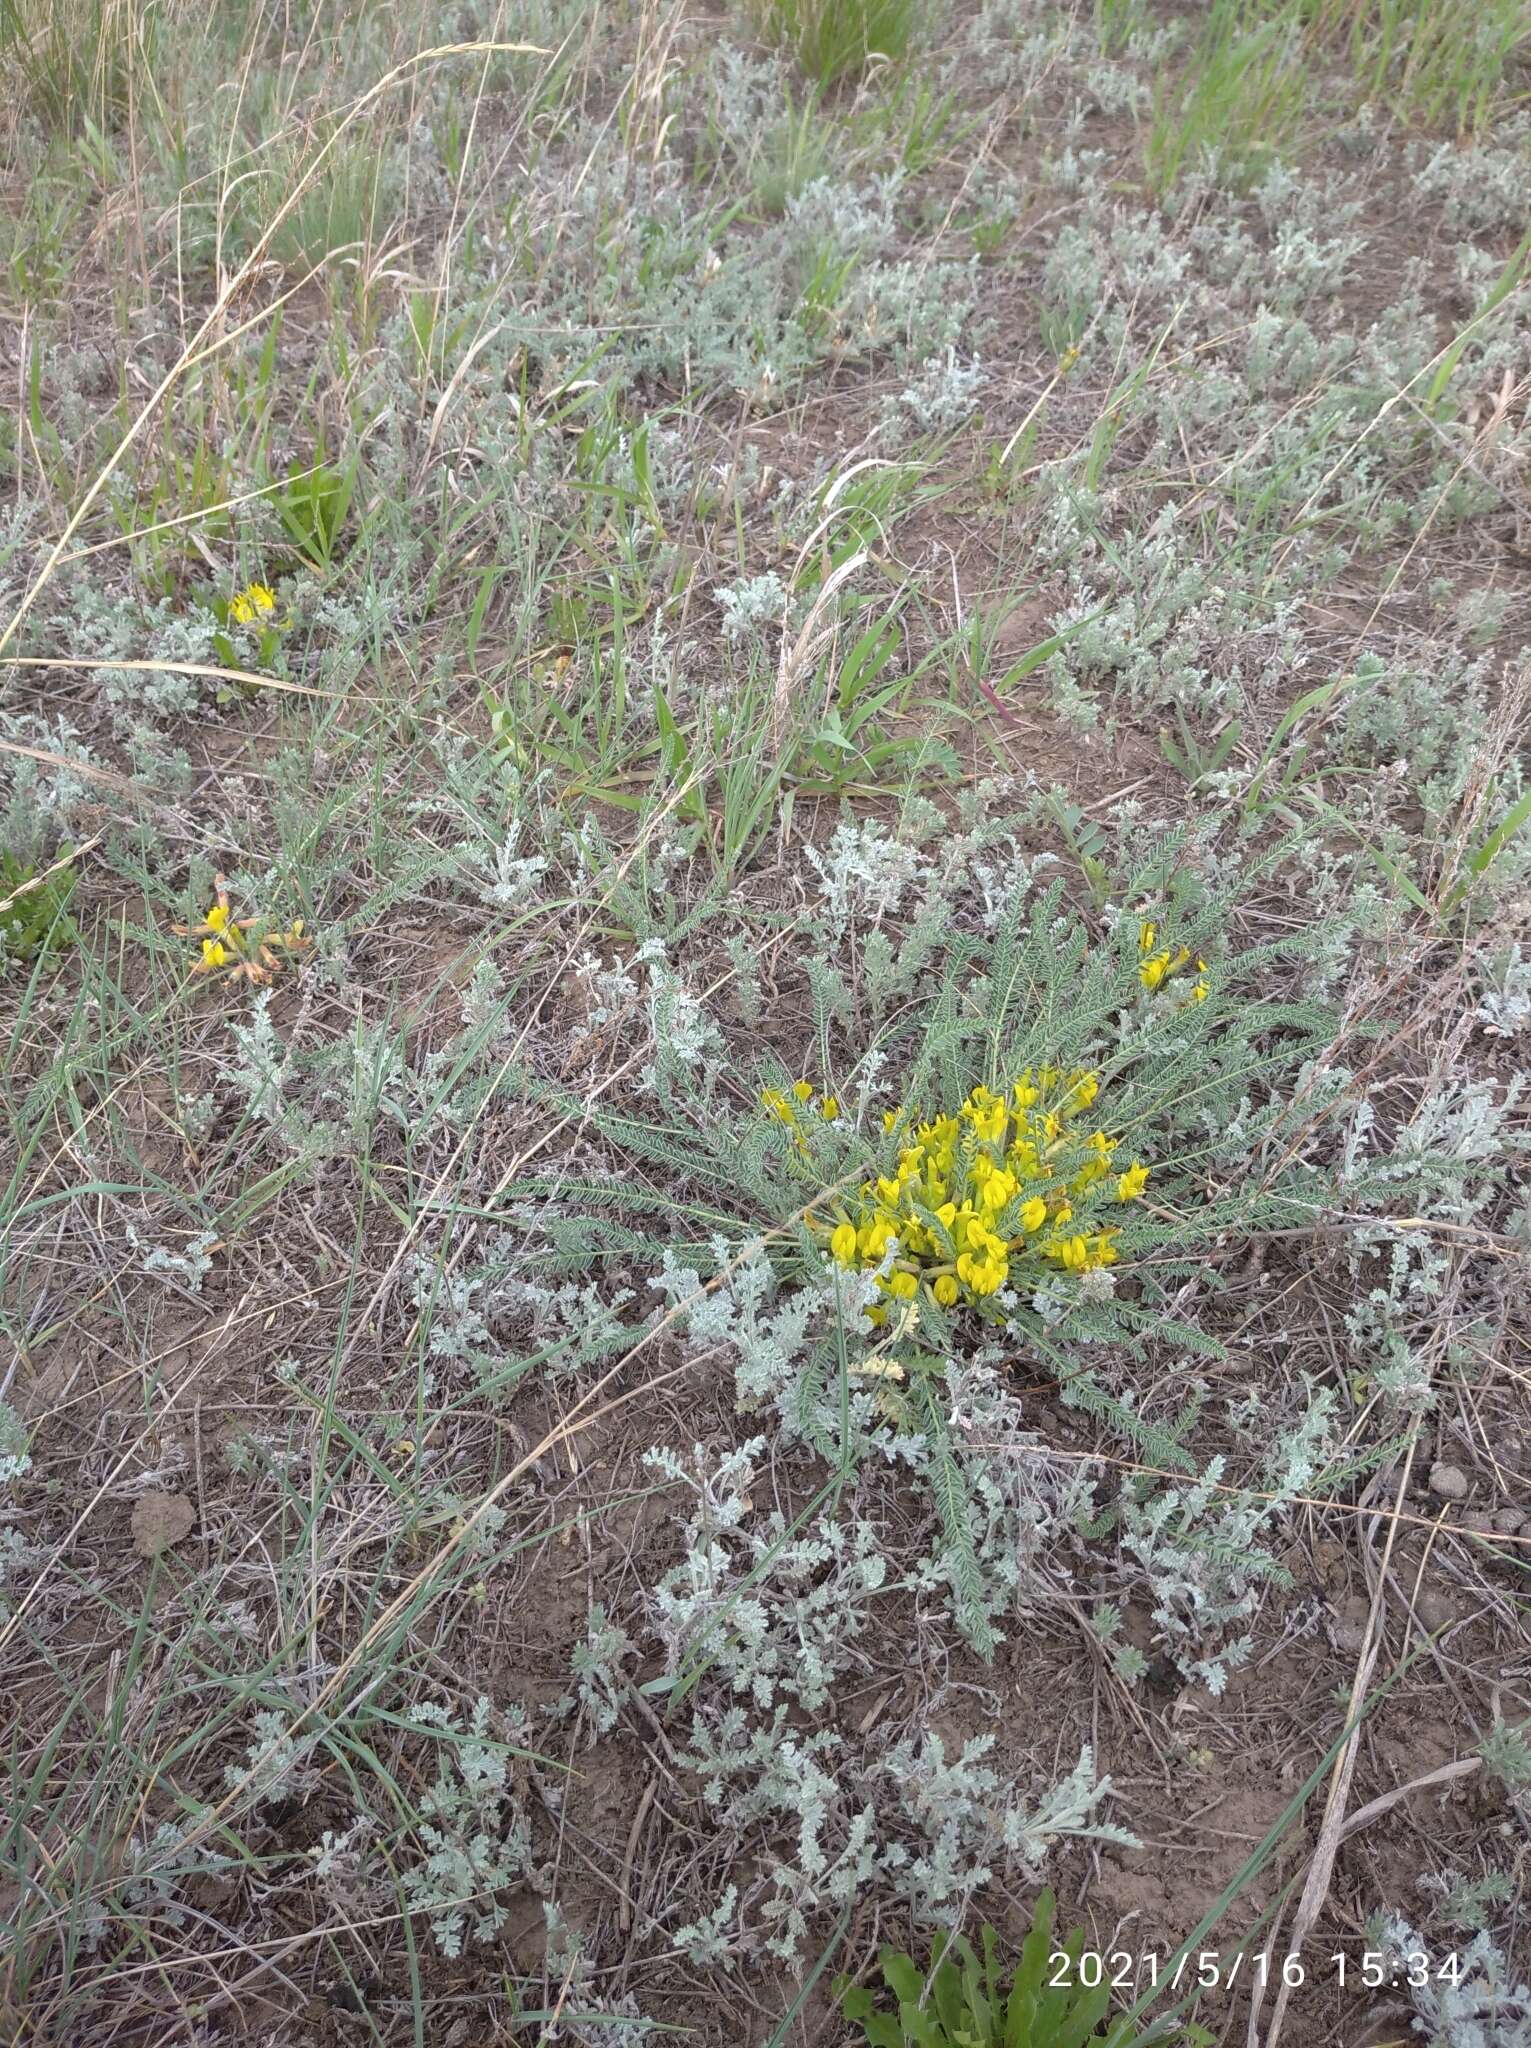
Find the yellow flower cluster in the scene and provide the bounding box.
[822,1069,1150,1322]
[229,581,278,626]
[200,897,235,970]
[173,877,312,988]
[763,1078,839,1154]
[1138,920,1208,1002]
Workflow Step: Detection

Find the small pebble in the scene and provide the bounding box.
[1413,1587,1457,1633]
[1462,1510,1496,1535]
[1493,1507,1525,1536]
[1428,1462,1469,1502]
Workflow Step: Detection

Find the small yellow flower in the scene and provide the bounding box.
[175,874,313,988]
[820,1097,839,1120]
[1116,1162,1149,1202]
[1018,1195,1048,1233]
[861,1213,896,1259]
[886,1269,918,1301]
[791,1079,813,1103]
[229,581,277,626]
[831,1221,858,1265]
[932,1273,959,1306]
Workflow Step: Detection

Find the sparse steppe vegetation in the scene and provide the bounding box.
[1,0,1529,2042]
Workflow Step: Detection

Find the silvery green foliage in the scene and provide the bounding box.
[399,1697,533,1959]
[307,1813,380,1913]
[682,1709,883,1963]
[541,1903,658,2044]
[129,1227,220,1292]
[0,1403,32,1484]
[878,1735,1135,1915]
[641,1434,1133,1959]
[0,1525,45,1621]
[643,1440,886,1712]
[84,600,225,727]
[1332,651,1498,816]
[716,570,789,647]
[0,715,102,862]
[808,819,925,928]
[569,950,641,1042]
[1412,123,1531,235]
[565,1603,634,1737]
[883,349,985,442]
[409,1233,630,1391]
[1367,1917,1531,2048]
[682,1702,1131,1963]
[487,116,966,401]
[223,983,513,1167]
[1476,947,1531,1039]
[458,818,548,910]
[672,1883,739,1969]
[906,1360,1095,1637]
[1423,1869,1516,1935]
[1478,1718,1531,1792]
[971,842,1059,931]
[1116,1386,1338,1692]
[1040,498,1305,721]
[787,174,903,255]
[1339,1078,1523,1372]
[224,1704,319,1805]
[638,943,724,1102]
[650,1245,852,1417]
[107,1820,239,1942]
[1386,1082,1525,1226]
[226,992,299,1128]
[409,1254,497,1380]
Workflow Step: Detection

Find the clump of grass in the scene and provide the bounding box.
[750,0,919,84]
[1145,0,1309,196]
[0,0,150,134]
[1310,0,1531,133]
[0,851,77,967]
